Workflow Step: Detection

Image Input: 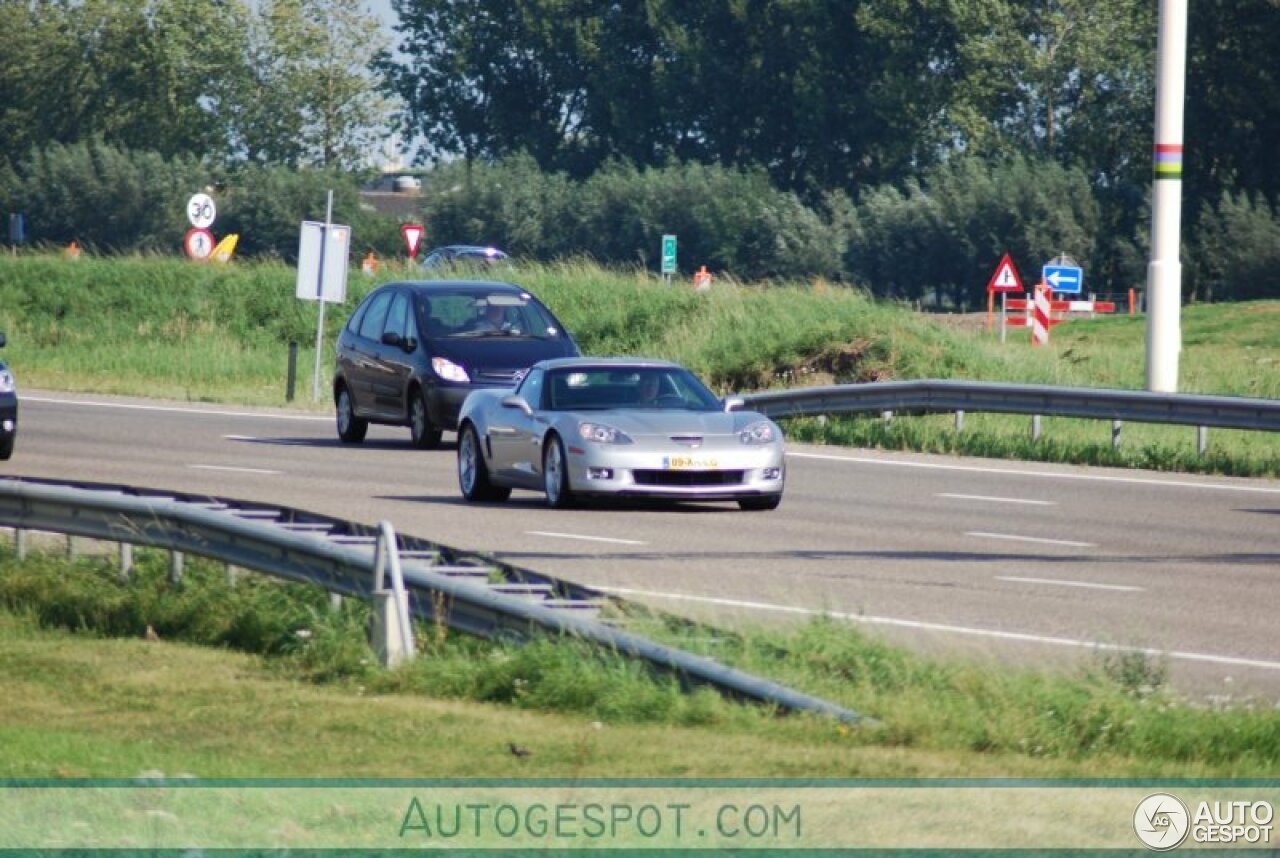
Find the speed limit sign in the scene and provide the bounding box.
[184,227,215,260]
[186,193,217,229]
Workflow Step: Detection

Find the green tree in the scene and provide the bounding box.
[0,0,252,165]
[234,0,394,168]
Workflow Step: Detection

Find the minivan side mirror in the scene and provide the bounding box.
[381,331,402,348]
[501,395,534,417]
[723,396,745,412]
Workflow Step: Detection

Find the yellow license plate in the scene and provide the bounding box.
[663,455,719,469]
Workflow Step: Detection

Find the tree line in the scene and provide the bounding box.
[1,0,1278,303]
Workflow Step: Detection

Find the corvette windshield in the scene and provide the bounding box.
[544,367,720,412]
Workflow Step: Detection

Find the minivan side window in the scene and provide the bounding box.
[384,292,410,341]
[357,291,393,341]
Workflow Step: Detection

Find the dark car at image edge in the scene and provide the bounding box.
[332,280,579,448]
[0,333,17,460]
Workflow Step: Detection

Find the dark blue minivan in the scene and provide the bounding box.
[333,280,579,448]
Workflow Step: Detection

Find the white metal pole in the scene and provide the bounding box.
[1145,0,1188,392]
[312,190,334,401]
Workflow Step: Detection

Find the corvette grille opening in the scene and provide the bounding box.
[632,470,746,487]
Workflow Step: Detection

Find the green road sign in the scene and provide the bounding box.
[661,234,677,274]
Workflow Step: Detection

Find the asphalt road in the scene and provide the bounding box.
[7,390,1279,698]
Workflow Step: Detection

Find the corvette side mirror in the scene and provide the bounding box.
[723,397,745,412]
[501,395,534,417]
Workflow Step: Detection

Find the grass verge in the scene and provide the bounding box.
[1,254,1276,474]
[1,546,1277,777]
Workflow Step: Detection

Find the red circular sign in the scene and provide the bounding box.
[184,227,215,260]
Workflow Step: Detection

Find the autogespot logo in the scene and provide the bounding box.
[1135,793,1191,851]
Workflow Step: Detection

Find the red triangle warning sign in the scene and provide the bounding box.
[400,223,424,257]
[987,252,1023,293]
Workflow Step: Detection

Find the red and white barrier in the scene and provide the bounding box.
[1031,284,1051,345]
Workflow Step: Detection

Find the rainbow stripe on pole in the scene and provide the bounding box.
[1154,143,1183,179]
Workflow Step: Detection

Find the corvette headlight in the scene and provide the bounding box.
[431,357,470,383]
[578,422,632,444]
[738,420,776,445]
[0,370,14,394]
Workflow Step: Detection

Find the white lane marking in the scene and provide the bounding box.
[996,575,1144,592]
[788,450,1280,495]
[525,530,646,546]
[598,586,1280,672]
[938,492,1055,506]
[967,531,1096,548]
[188,464,282,475]
[26,395,330,422]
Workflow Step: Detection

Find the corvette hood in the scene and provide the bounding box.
[574,410,766,438]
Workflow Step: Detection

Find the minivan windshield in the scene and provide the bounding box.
[420,291,562,340]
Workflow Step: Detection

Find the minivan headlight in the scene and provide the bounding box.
[431,357,470,383]
[738,420,776,445]
[0,370,14,394]
[578,422,632,444]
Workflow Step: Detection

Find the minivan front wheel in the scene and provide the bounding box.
[409,387,443,449]
[335,385,367,443]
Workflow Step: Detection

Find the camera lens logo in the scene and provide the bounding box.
[1135,794,1190,850]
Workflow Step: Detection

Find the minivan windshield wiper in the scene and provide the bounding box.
[448,329,524,339]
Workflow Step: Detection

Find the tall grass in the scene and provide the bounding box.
[2,545,1278,773]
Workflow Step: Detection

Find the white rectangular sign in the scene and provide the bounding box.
[295,220,350,303]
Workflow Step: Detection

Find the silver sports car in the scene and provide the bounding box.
[456,358,785,510]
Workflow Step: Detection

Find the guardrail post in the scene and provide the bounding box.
[226,564,239,587]
[1031,414,1042,442]
[329,593,344,612]
[881,410,893,422]
[66,535,79,559]
[118,543,133,582]
[15,528,26,560]
[1112,419,1122,450]
[1197,425,1208,456]
[168,551,184,584]
[370,521,416,667]
[954,410,964,432]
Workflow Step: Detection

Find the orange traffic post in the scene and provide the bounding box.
[1128,287,1136,315]
[361,251,380,276]
[693,266,712,291]
[65,240,81,260]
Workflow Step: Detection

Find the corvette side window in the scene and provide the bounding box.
[518,369,544,409]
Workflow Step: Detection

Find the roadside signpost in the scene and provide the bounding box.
[184,192,218,260]
[295,191,350,401]
[401,223,424,260]
[1042,255,1084,295]
[186,193,216,230]
[183,227,215,260]
[986,253,1023,342]
[661,234,677,282]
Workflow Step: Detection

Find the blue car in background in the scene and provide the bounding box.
[0,333,17,460]
[421,245,509,270]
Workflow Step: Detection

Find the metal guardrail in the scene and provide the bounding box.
[0,476,864,724]
[742,379,1280,436]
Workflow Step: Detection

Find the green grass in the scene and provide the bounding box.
[2,546,1278,777]
[0,253,1277,472]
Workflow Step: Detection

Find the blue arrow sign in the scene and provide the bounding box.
[1042,263,1084,294]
